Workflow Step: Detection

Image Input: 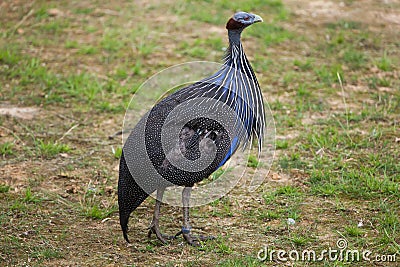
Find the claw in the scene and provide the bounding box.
[174,230,183,238]
[148,224,176,244]
[182,233,215,246]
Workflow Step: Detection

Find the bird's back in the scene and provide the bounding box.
[143,80,235,186]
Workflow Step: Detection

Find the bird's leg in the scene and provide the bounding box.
[147,187,175,244]
[175,186,215,246]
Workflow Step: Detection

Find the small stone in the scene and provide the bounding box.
[370,66,380,73]
[105,186,113,195]
[271,173,281,180]
[47,8,63,17]
[287,218,295,225]
[65,185,78,194]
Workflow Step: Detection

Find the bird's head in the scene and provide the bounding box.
[226,11,263,31]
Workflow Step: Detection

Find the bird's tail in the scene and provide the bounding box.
[118,152,151,243]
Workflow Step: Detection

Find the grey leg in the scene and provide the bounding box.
[148,187,175,244]
[176,186,215,246]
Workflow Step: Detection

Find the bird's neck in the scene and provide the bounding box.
[227,29,243,46]
[225,29,247,68]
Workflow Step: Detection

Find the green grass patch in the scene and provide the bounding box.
[30,247,63,260]
[217,256,260,267]
[248,23,293,46]
[101,31,125,52]
[0,47,21,65]
[112,146,122,159]
[78,45,98,55]
[287,233,313,247]
[342,49,367,70]
[315,64,344,85]
[278,153,307,170]
[23,187,42,203]
[247,154,259,168]
[73,7,94,15]
[294,58,313,71]
[80,188,118,220]
[83,204,115,220]
[0,184,10,193]
[276,139,288,149]
[344,225,364,237]
[325,20,362,30]
[375,51,393,71]
[259,209,280,220]
[36,140,70,158]
[0,142,14,156]
[275,185,303,197]
[65,40,79,49]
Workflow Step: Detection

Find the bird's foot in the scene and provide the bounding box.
[183,233,215,246]
[148,224,176,244]
[175,227,215,246]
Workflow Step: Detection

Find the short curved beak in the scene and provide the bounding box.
[253,14,263,23]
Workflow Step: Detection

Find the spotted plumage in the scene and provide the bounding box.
[118,11,265,246]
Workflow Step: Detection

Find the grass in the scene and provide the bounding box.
[217,256,260,267]
[248,23,293,46]
[376,51,394,71]
[247,154,259,168]
[112,146,122,159]
[0,142,14,156]
[342,49,367,70]
[345,226,364,237]
[82,203,115,219]
[36,139,71,158]
[0,184,10,193]
[275,185,303,197]
[30,247,63,261]
[0,0,399,266]
[276,139,288,149]
[23,187,42,203]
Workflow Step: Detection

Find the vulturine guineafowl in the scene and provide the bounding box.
[118,11,265,246]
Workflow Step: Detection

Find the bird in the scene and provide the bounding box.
[118,11,265,246]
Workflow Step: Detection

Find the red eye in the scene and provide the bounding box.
[243,16,250,21]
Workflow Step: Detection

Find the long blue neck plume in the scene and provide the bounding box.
[209,29,266,167]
